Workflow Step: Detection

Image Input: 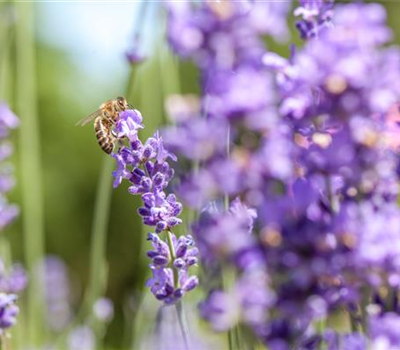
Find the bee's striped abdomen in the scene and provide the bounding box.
[94,117,115,154]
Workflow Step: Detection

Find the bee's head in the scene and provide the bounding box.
[116,97,128,111]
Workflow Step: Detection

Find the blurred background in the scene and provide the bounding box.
[1,1,400,349]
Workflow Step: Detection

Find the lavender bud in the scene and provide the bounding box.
[166,168,175,182]
[187,257,198,266]
[167,194,177,203]
[130,140,142,150]
[182,276,199,292]
[173,258,186,269]
[140,177,152,191]
[176,244,188,259]
[165,283,174,295]
[141,193,155,208]
[137,207,151,218]
[153,173,165,188]
[131,168,145,184]
[128,186,140,195]
[156,221,168,233]
[153,255,169,267]
[174,289,184,298]
[167,217,182,227]
[147,251,158,258]
[171,202,183,217]
[160,162,170,174]
[143,217,157,226]
[145,161,154,176]
[143,145,153,159]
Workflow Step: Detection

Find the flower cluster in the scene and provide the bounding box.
[147,233,198,304]
[0,103,25,335]
[164,0,400,348]
[295,0,334,39]
[0,102,19,231]
[0,259,27,334]
[112,109,199,304]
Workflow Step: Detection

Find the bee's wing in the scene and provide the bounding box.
[75,109,103,126]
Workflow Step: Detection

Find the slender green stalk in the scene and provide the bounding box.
[315,318,327,350]
[0,4,14,102]
[15,1,46,346]
[166,229,178,288]
[165,230,190,350]
[83,155,114,344]
[224,124,236,350]
[175,302,189,350]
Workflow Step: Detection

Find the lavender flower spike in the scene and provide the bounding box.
[111,109,198,303]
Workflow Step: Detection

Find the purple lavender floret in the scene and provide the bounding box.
[294,0,334,39]
[0,261,27,294]
[0,293,19,333]
[111,109,198,303]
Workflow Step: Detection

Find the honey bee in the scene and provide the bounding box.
[76,97,129,154]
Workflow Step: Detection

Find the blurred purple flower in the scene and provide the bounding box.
[369,312,400,349]
[0,261,27,294]
[39,255,72,332]
[163,0,400,347]
[200,269,274,332]
[67,325,95,350]
[0,293,19,333]
[93,297,114,323]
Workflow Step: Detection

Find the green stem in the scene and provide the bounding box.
[166,229,178,288]
[165,231,191,350]
[83,155,114,343]
[15,1,46,346]
[224,124,235,350]
[224,125,231,209]
[175,302,189,350]
[326,175,339,213]
[316,318,327,350]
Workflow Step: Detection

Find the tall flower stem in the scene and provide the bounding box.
[83,156,114,343]
[175,301,189,350]
[224,125,235,350]
[166,230,178,288]
[15,1,46,346]
[166,229,189,349]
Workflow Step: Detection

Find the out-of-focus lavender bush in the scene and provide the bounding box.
[144,0,400,349]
